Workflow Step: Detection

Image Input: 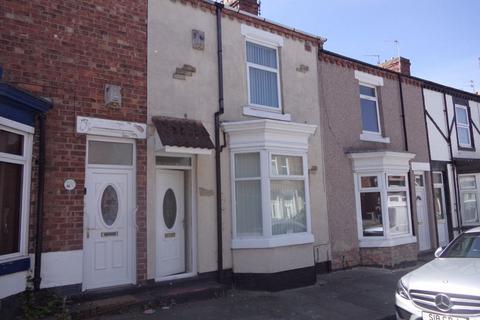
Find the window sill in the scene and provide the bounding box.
[360,133,390,144]
[359,235,416,248]
[232,233,314,249]
[243,106,291,122]
[0,256,30,276]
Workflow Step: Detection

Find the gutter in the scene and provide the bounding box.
[33,113,46,291]
[397,74,416,237]
[214,1,225,283]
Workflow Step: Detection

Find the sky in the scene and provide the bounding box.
[260,0,480,93]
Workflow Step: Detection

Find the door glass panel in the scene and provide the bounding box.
[163,189,177,229]
[434,187,445,220]
[101,185,119,226]
[156,156,191,167]
[0,130,23,156]
[361,192,383,236]
[388,191,409,235]
[459,176,476,189]
[461,192,479,224]
[433,172,443,184]
[0,162,23,255]
[415,175,424,187]
[88,141,133,166]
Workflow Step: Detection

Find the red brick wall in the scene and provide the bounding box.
[360,243,418,268]
[0,0,148,281]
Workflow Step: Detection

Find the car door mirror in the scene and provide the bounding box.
[434,247,443,258]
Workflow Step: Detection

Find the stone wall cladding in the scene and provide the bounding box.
[360,243,418,268]
[0,1,148,281]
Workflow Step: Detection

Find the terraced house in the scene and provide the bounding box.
[1,0,479,304]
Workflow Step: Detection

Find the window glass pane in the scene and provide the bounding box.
[235,153,260,178]
[271,180,306,235]
[360,192,383,237]
[249,67,279,108]
[0,162,22,255]
[271,155,303,176]
[461,192,479,224]
[459,176,476,189]
[434,187,445,220]
[360,85,376,97]
[236,180,263,236]
[156,156,191,167]
[455,106,468,125]
[88,141,133,165]
[388,175,406,187]
[0,130,23,156]
[457,127,471,146]
[361,176,378,188]
[388,191,409,235]
[433,172,443,184]
[415,175,424,187]
[360,98,379,132]
[441,233,480,258]
[246,41,277,68]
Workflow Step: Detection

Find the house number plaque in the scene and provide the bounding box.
[164,232,176,239]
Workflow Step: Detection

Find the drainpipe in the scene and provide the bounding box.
[421,88,440,248]
[33,113,46,291]
[214,1,225,283]
[443,93,460,240]
[397,74,416,236]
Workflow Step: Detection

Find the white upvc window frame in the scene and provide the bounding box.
[458,174,480,226]
[0,117,34,262]
[455,104,472,148]
[354,171,414,247]
[245,39,282,112]
[359,83,382,136]
[231,149,313,249]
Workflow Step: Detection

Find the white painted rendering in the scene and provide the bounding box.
[423,89,450,162]
[0,271,28,300]
[33,250,83,289]
[148,0,330,276]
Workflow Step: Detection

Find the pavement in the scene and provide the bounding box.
[95,265,422,320]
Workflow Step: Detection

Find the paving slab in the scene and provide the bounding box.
[97,266,421,320]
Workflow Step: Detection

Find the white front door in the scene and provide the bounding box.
[415,174,431,251]
[84,137,135,290]
[433,172,449,247]
[156,169,185,278]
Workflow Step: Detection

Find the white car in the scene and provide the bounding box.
[396,226,480,320]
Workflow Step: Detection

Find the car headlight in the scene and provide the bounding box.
[396,279,410,300]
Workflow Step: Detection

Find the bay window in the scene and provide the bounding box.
[0,123,33,259]
[224,119,317,249]
[349,151,415,247]
[233,151,310,246]
[459,174,480,226]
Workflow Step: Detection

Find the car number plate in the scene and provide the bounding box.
[423,312,468,320]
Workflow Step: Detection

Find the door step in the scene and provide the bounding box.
[68,279,228,319]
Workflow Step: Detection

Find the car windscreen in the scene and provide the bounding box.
[441,232,480,258]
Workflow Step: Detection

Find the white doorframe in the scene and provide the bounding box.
[82,135,137,291]
[154,153,197,282]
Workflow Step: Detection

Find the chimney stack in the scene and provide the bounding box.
[379,57,411,76]
[224,0,260,16]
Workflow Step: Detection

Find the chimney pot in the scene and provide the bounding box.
[224,0,260,15]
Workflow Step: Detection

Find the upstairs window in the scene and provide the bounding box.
[455,104,472,148]
[246,41,281,109]
[359,84,381,134]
